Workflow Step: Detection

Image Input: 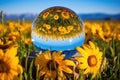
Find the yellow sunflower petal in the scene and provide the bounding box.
[17,65,23,74]
[38,68,48,78]
[89,41,95,50]
[78,63,88,69]
[76,47,88,57]
[8,72,14,80]
[61,66,73,74]
[38,70,46,78]
[0,73,5,80]
[58,71,67,80]
[47,71,57,79]
[84,68,90,74]
[95,47,99,53]
[13,76,19,80]
[52,51,60,58]
[3,73,8,80]
[0,49,3,56]
[82,45,91,53]
[63,60,75,66]
[5,46,18,57]
[53,51,65,60]
[10,69,18,76]
[97,52,103,58]
[44,51,51,59]
[92,67,98,75]
[75,57,87,63]
[35,54,47,66]
[0,50,3,59]
[9,57,19,66]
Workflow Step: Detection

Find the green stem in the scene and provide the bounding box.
[1,11,4,39]
[1,11,4,25]
[36,65,39,80]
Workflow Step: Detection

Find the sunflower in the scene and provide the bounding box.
[58,26,66,32]
[102,32,112,42]
[54,14,59,20]
[61,11,70,19]
[0,39,11,49]
[0,45,23,80]
[25,38,32,45]
[52,27,57,32]
[67,26,73,31]
[91,24,104,39]
[75,41,103,77]
[43,12,49,19]
[35,51,75,80]
[58,26,67,35]
[45,24,51,30]
[117,33,120,40]
[6,31,21,42]
[56,9,61,12]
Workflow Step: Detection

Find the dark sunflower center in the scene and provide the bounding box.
[96,29,99,35]
[104,35,108,39]
[47,60,59,71]
[0,44,9,49]
[87,55,97,67]
[63,12,67,16]
[0,60,9,73]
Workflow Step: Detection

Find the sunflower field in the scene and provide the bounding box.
[0,14,120,80]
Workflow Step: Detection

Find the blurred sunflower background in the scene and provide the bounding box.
[0,0,120,80]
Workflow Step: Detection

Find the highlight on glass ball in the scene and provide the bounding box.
[32,6,85,57]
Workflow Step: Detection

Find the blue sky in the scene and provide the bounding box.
[0,0,120,14]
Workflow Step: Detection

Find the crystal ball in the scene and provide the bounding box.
[32,6,85,58]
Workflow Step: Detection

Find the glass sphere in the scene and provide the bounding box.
[32,6,85,58]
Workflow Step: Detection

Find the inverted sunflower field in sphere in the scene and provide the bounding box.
[32,6,85,57]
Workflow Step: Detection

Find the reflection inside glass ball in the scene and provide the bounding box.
[32,6,85,57]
